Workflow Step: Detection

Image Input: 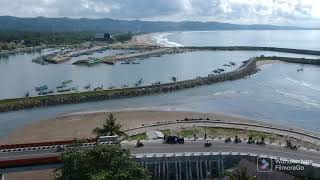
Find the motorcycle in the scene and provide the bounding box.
[136,140,144,147]
[204,141,212,147]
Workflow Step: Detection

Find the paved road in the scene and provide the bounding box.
[1,141,320,164]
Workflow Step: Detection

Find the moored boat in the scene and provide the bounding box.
[84,84,91,89]
[38,89,54,96]
[57,88,72,93]
[87,57,101,65]
[62,80,73,84]
[56,84,67,89]
[35,85,48,91]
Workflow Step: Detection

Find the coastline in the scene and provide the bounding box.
[0,110,251,143]
[0,110,302,144]
[1,110,320,147]
[131,32,183,47]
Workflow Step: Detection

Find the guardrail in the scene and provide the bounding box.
[0,138,97,150]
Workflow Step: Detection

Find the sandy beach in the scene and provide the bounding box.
[0,110,260,144]
[130,33,159,46]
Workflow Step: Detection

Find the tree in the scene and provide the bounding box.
[93,113,125,137]
[57,145,151,180]
[225,167,256,180]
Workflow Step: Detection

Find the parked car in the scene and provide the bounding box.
[164,135,184,144]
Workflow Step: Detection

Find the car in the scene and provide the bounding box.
[164,135,184,144]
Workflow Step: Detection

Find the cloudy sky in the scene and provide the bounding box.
[0,0,319,27]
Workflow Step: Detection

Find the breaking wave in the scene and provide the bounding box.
[286,77,320,91]
[153,33,184,47]
[275,90,320,109]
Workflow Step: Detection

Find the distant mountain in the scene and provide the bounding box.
[0,16,312,33]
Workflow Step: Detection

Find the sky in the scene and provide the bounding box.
[0,0,319,27]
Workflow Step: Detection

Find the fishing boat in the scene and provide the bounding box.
[94,85,103,91]
[38,89,54,96]
[121,61,130,64]
[152,81,161,85]
[84,84,91,89]
[57,88,72,93]
[87,57,101,65]
[62,80,73,84]
[56,84,67,89]
[104,61,115,65]
[35,85,48,91]
[122,83,129,88]
[131,61,140,64]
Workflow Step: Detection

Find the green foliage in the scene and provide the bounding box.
[113,32,134,43]
[225,167,256,180]
[0,31,94,46]
[57,145,151,180]
[93,113,125,137]
[128,133,147,140]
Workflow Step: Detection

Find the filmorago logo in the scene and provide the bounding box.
[257,157,272,172]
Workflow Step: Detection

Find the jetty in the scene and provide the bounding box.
[101,48,185,63]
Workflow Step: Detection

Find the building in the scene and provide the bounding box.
[94,33,112,41]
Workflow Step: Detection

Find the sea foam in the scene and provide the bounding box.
[153,33,183,47]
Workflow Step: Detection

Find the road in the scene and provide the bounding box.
[1,141,320,164]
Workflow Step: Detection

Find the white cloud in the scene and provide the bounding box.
[0,0,319,27]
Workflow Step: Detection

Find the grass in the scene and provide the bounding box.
[171,127,284,143]
[160,129,172,136]
[128,133,147,140]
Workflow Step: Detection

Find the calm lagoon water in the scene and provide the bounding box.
[1,30,320,138]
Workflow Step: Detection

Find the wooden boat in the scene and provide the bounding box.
[131,61,140,64]
[87,58,101,65]
[35,85,48,91]
[84,84,91,89]
[121,61,130,64]
[104,61,115,65]
[62,80,73,84]
[38,89,54,96]
[56,84,67,89]
[57,88,72,93]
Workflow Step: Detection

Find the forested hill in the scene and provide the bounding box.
[0,16,309,32]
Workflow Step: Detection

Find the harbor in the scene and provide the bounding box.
[1,54,320,112]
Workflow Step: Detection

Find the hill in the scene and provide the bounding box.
[0,16,310,33]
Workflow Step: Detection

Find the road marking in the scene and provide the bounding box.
[135,144,320,161]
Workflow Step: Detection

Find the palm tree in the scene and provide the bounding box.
[225,167,256,180]
[93,113,125,137]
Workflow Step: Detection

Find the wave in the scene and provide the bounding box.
[286,77,320,91]
[212,90,249,96]
[153,33,184,47]
[275,90,320,109]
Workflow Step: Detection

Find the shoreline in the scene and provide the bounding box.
[1,110,319,146]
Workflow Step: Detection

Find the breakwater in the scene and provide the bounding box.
[186,46,320,56]
[1,54,320,113]
[256,55,320,65]
[0,58,258,113]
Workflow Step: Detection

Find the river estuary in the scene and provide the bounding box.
[0,30,320,138]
